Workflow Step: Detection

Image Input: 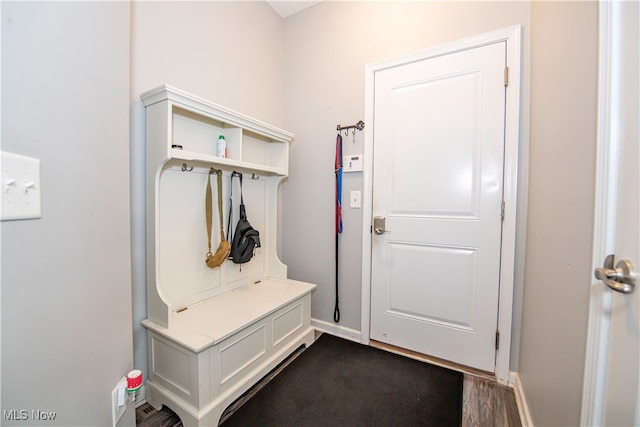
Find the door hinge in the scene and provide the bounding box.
[501,201,505,220]
[504,66,509,86]
[495,330,500,350]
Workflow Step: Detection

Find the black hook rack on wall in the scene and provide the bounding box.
[336,120,365,135]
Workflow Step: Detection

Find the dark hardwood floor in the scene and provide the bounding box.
[137,336,522,427]
[462,375,521,427]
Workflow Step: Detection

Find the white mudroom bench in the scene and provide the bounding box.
[140,85,316,426]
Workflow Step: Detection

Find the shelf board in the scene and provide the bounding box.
[171,149,287,177]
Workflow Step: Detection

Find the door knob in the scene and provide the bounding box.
[594,256,636,294]
[373,216,390,234]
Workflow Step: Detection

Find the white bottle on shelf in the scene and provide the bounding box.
[217,135,226,158]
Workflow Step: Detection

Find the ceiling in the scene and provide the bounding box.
[265,1,323,18]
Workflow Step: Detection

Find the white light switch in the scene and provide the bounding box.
[1,152,42,221]
[350,191,361,208]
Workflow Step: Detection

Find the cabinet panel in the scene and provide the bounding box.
[157,165,222,308]
[157,165,271,310]
[219,324,268,387]
[273,302,304,347]
[151,336,193,395]
[149,334,207,408]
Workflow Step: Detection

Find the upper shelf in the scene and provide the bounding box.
[141,85,293,176]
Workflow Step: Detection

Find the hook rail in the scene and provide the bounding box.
[336,120,365,133]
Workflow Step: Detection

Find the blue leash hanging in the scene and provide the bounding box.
[333,121,363,324]
[334,132,343,323]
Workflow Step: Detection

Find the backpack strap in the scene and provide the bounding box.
[205,169,213,259]
[215,169,224,243]
[226,171,242,243]
[238,173,247,221]
[205,168,224,260]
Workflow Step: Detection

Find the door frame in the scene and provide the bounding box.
[581,1,635,424]
[361,25,523,384]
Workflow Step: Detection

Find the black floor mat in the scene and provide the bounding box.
[221,334,463,427]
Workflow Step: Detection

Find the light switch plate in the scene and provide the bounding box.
[1,152,41,221]
[350,190,361,208]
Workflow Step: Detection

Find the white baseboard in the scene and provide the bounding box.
[508,371,518,387]
[311,318,362,343]
[511,372,534,427]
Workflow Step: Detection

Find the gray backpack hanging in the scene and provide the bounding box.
[227,172,261,264]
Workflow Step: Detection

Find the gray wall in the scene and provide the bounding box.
[519,2,598,426]
[1,2,135,426]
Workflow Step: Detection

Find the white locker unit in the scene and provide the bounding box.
[141,85,316,426]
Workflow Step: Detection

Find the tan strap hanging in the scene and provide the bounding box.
[205,168,230,268]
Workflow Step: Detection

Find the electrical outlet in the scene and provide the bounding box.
[111,377,127,427]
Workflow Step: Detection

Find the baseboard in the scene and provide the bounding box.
[511,372,534,427]
[311,318,361,343]
[508,371,518,387]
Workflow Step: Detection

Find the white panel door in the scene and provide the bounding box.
[370,41,506,372]
[584,2,639,424]
[602,6,639,423]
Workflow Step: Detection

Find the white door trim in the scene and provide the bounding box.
[580,2,623,424]
[361,25,523,384]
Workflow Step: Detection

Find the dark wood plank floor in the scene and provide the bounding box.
[137,337,522,427]
[462,375,521,427]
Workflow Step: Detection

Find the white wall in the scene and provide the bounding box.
[1,2,134,426]
[281,0,530,358]
[129,0,285,379]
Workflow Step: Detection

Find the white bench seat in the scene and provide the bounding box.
[142,278,316,427]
